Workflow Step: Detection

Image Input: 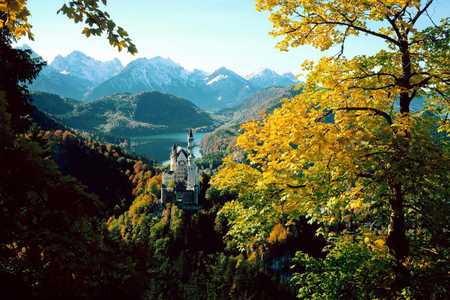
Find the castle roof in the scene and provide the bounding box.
[171,144,189,159]
[177,148,189,159]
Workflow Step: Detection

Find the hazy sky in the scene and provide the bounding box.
[20,0,450,76]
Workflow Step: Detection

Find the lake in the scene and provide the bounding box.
[129,131,208,163]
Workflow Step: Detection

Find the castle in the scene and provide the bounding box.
[161,129,200,210]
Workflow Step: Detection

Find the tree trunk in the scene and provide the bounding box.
[386,40,412,261]
[386,183,410,292]
[399,40,412,114]
[386,183,409,261]
[399,91,410,114]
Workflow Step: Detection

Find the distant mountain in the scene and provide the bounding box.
[24,48,122,100]
[246,69,297,89]
[51,51,123,85]
[32,91,214,137]
[204,67,256,108]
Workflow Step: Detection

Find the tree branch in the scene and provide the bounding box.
[294,10,400,46]
[408,0,434,34]
[335,107,393,125]
[317,106,393,125]
[334,26,350,59]
[287,183,306,189]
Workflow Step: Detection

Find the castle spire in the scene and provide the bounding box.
[187,129,194,158]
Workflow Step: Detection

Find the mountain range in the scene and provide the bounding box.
[26,48,298,110]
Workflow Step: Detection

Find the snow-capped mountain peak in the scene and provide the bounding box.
[246,68,297,89]
[50,51,124,84]
[245,68,279,80]
[206,67,248,86]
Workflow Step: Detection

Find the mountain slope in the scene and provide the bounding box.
[30,66,94,99]
[201,87,295,154]
[228,86,294,124]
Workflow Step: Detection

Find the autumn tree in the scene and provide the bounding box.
[0,0,136,53]
[212,0,449,296]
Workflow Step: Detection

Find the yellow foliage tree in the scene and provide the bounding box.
[0,0,137,53]
[212,0,449,272]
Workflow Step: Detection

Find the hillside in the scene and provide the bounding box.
[32,91,214,137]
[227,86,296,124]
[32,92,79,115]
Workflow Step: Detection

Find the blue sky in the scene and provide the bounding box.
[20,0,449,76]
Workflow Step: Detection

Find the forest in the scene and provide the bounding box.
[0,1,449,299]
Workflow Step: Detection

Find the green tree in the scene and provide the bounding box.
[0,1,140,298]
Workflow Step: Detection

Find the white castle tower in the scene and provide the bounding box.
[161,129,200,209]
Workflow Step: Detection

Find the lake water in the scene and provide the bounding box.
[129,131,208,163]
